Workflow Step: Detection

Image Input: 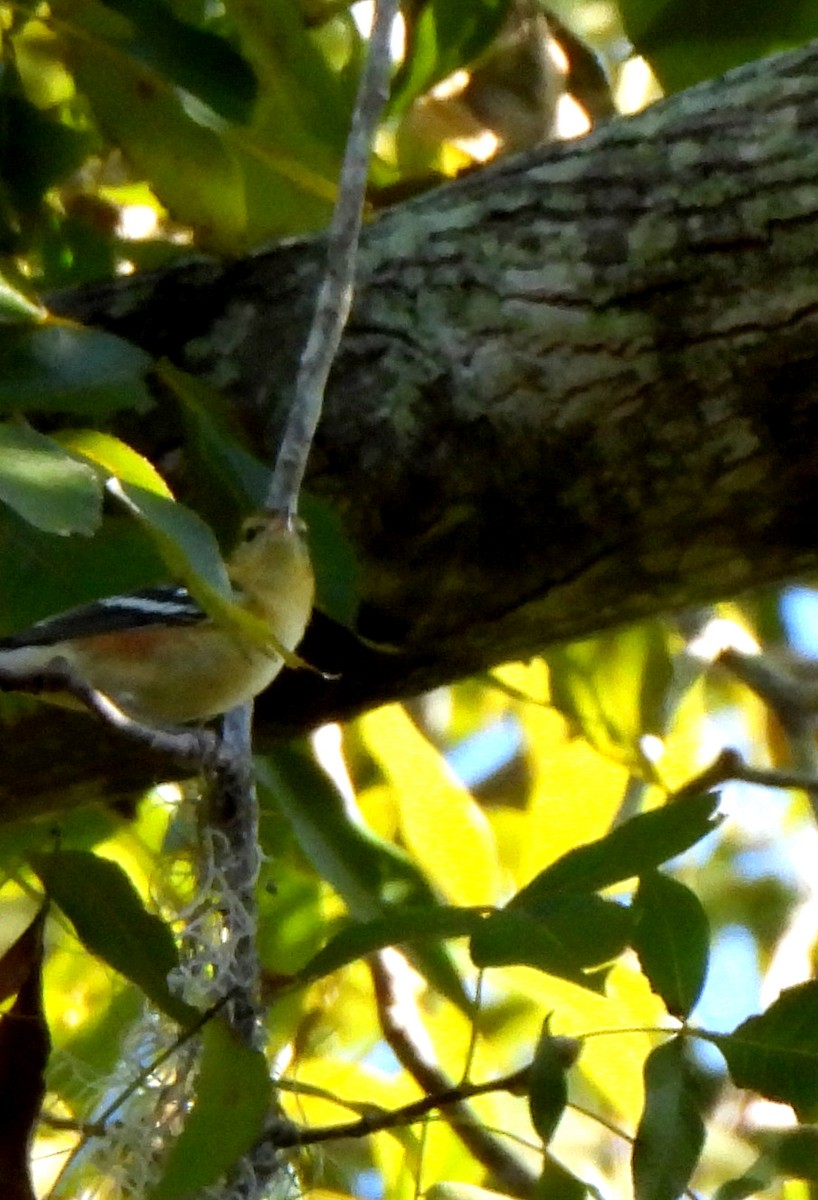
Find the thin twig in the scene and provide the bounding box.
[266,0,400,517]
[369,951,538,1198]
[673,746,818,799]
[0,659,219,769]
[275,1064,532,1149]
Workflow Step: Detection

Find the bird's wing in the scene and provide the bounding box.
[0,586,207,648]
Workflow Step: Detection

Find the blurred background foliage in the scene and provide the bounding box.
[0,1,818,1198]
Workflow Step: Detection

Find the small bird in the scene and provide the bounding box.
[0,512,314,726]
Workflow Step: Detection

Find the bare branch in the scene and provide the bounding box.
[273,1062,532,1150]
[0,657,218,769]
[368,951,538,1198]
[266,0,400,517]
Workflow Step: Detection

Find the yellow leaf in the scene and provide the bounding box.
[490,658,550,705]
[360,705,501,906]
[517,707,629,887]
[55,429,173,496]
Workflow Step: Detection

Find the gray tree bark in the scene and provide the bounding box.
[11,35,818,807]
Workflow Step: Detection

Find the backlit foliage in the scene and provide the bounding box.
[0,3,817,1199]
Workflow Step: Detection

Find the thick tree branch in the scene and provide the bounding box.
[12,36,818,804]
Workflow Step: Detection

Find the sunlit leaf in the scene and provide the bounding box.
[0,272,43,322]
[0,421,101,535]
[257,745,472,1011]
[55,982,143,1117]
[51,0,335,250]
[546,623,672,769]
[633,871,710,1018]
[30,850,197,1025]
[517,705,630,886]
[510,793,721,906]
[0,322,153,414]
[426,1185,518,1200]
[151,1019,272,1200]
[361,705,501,906]
[96,0,257,123]
[225,0,352,158]
[56,429,173,495]
[632,1037,705,1200]
[706,981,818,1118]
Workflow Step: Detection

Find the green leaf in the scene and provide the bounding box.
[297,906,487,986]
[57,983,144,1117]
[755,1126,818,1178]
[301,493,362,628]
[714,1165,776,1200]
[0,322,153,415]
[392,0,512,113]
[706,981,818,1118]
[632,1038,705,1200]
[534,1153,591,1200]
[225,0,353,154]
[619,0,818,92]
[713,1129,818,1200]
[151,1019,272,1200]
[257,744,473,1012]
[505,893,633,963]
[546,623,673,768]
[509,793,721,907]
[98,0,257,123]
[156,363,360,623]
[470,906,615,992]
[633,871,710,1018]
[528,1020,574,1146]
[30,850,197,1026]
[0,82,93,213]
[51,3,247,249]
[0,509,165,636]
[52,0,336,250]
[107,481,231,595]
[0,271,43,322]
[155,359,269,511]
[0,421,101,535]
[111,481,309,663]
[56,429,173,495]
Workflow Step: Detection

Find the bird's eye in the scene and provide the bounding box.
[241,519,266,544]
